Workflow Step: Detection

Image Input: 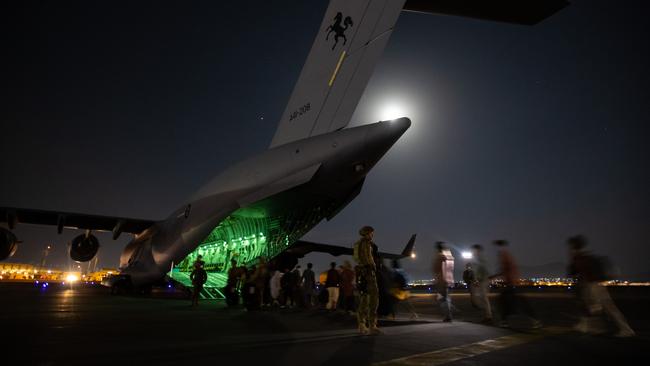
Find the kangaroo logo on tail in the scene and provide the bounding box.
[325,12,353,50]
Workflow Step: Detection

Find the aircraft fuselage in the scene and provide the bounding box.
[119,118,410,286]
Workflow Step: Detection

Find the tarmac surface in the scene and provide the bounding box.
[2,282,648,365]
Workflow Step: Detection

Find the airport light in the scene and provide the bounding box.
[66,274,79,282]
[410,252,416,259]
[461,251,473,259]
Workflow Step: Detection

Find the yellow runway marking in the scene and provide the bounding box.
[374,327,567,366]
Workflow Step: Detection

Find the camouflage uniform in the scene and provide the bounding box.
[354,227,379,333]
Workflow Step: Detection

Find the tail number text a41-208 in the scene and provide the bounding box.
[289,102,311,121]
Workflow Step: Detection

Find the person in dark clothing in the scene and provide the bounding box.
[491,239,540,328]
[340,261,356,313]
[242,265,260,310]
[225,258,243,307]
[280,268,294,308]
[190,261,207,307]
[302,263,316,308]
[377,261,395,317]
[463,263,475,286]
[462,263,478,308]
[371,242,392,318]
[291,265,302,307]
[325,262,341,310]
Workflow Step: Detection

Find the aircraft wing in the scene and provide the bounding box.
[0,207,156,239]
[286,234,416,260]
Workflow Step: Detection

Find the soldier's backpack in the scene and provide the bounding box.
[462,269,475,284]
[280,271,292,288]
[590,255,612,281]
[393,270,408,289]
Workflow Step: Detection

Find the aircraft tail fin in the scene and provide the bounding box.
[269,0,407,148]
[400,234,416,257]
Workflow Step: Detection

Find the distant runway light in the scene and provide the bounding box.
[461,251,473,259]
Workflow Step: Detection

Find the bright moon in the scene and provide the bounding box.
[378,102,408,121]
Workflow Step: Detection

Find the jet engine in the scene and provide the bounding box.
[70,233,100,262]
[0,227,18,260]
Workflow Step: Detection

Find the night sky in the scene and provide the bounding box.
[2,0,649,280]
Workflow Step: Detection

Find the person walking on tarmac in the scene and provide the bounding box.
[567,235,635,337]
[190,260,208,307]
[433,242,455,322]
[340,261,356,314]
[302,263,317,308]
[325,262,341,310]
[492,239,541,328]
[354,226,381,335]
[471,244,493,323]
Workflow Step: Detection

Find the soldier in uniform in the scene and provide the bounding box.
[354,226,381,335]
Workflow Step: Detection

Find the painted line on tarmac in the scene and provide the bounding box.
[373,327,568,366]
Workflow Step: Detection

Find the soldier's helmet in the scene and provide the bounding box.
[359,226,375,237]
[567,235,587,250]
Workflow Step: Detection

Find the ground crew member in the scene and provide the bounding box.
[354,226,381,335]
[190,260,207,307]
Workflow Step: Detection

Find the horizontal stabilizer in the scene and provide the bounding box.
[288,233,416,260]
[403,0,569,25]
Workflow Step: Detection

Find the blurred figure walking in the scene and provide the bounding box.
[291,265,303,307]
[492,240,541,328]
[463,264,475,294]
[471,244,493,323]
[340,261,356,313]
[270,268,283,307]
[433,241,454,322]
[280,267,295,308]
[390,259,418,320]
[301,263,316,308]
[568,235,635,337]
[325,262,341,310]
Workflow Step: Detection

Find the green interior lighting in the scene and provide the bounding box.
[170,202,335,290]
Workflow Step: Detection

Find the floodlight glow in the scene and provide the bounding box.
[461,251,473,259]
[410,252,416,259]
[66,274,79,282]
